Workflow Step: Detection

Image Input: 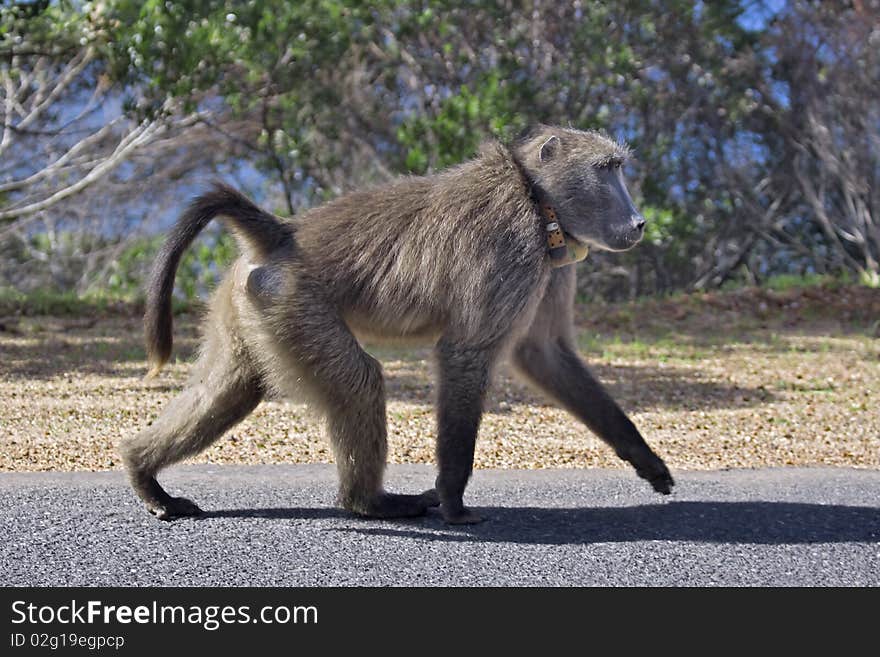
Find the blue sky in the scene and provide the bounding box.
[736,0,788,31]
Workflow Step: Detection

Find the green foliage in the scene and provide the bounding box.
[0,1,87,50]
[717,272,856,293]
[1,227,238,314]
[397,73,527,173]
[103,236,162,298]
[859,271,880,289]
[106,0,390,201]
[0,287,132,317]
[641,205,695,250]
[5,0,877,301]
[109,0,373,109]
[175,231,238,301]
[104,231,238,302]
[761,273,841,292]
[99,0,771,296]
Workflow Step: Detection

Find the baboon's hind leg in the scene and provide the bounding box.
[120,354,262,520]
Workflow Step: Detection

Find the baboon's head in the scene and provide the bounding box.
[514,125,645,252]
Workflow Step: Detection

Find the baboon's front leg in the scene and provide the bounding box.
[513,339,674,495]
[434,340,494,524]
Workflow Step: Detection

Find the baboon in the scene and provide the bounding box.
[120,124,674,524]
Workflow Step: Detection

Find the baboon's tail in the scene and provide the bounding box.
[145,182,290,377]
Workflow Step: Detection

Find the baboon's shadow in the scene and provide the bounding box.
[201,501,880,546]
[203,507,348,521]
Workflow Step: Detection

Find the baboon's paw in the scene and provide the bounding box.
[147,496,203,521]
[620,446,675,496]
[441,506,485,525]
[420,488,441,507]
[636,461,675,495]
[648,470,675,495]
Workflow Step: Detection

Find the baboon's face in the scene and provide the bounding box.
[577,161,646,252]
[522,128,646,253]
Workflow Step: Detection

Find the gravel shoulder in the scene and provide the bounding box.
[1,286,878,473]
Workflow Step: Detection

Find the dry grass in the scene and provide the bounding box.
[1,284,878,473]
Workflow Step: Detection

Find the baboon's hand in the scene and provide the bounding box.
[639,463,674,495]
[635,457,675,495]
[620,446,675,495]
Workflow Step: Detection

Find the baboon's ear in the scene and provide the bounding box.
[539,135,560,163]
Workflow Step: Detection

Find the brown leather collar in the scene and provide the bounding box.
[509,148,588,267]
[540,204,589,268]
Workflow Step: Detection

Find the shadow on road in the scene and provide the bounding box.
[202,507,349,521]
[202,501,880,545]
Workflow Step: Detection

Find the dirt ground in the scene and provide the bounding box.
[1,284,878,473]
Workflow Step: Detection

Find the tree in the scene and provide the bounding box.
[766,1,880,284]
[113,0,769,298]
[3,1,877,299]
[0,1,241,292]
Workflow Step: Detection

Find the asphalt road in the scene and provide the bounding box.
[2,465,878,586]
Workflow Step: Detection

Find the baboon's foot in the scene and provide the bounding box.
[146,495,203,521]
[349,492,434,519]
[435,484,484,524]
[620,446,674,495]
[126,471,203,520]
[420,488,441,507]
[441,505,485,525]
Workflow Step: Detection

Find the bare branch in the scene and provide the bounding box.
[16,47,95,131]
[0,118,122,192]
[0,119,159,226]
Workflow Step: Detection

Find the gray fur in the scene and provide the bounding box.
[120,124,673,524]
